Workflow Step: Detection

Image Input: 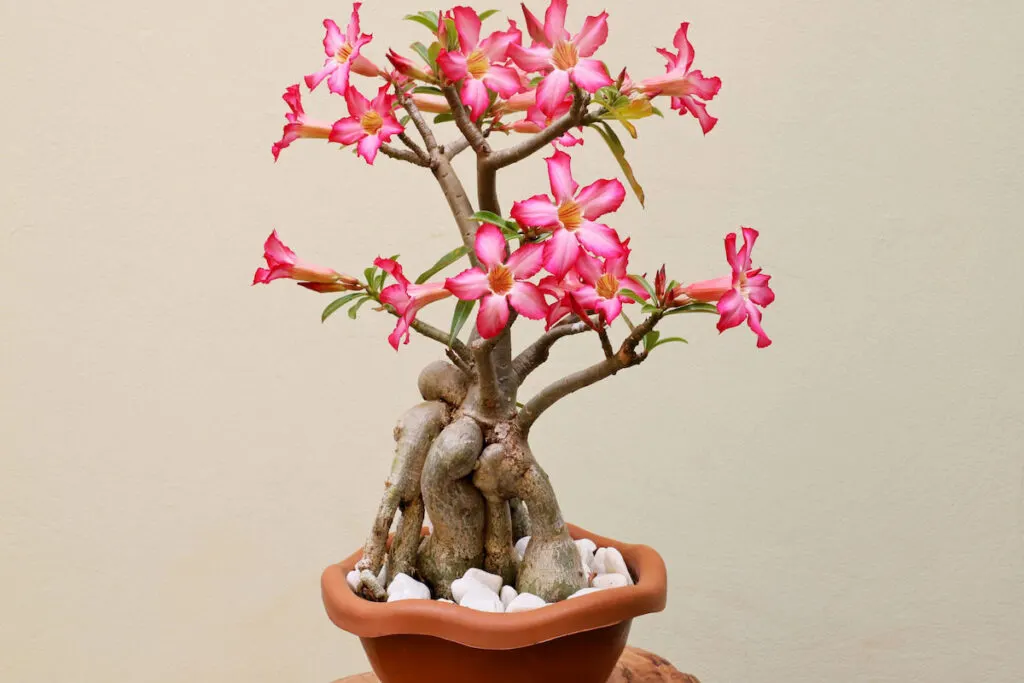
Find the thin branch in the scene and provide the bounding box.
[597,326,614,359]
[431,154,483,267]
[470,334,505,414]
[443,136,473,160]
[380,143,431,167]
[512,318,595,385]
[442,85,490,154]
[486,91,591,169]
[446,347,474,375]
[395,88,439,153]
[397,132,428,163]
[408,319,472,361]
[516,312,664,434]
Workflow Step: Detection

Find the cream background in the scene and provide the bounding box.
[2,0,1023,681]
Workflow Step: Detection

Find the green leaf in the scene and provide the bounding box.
[411,85,443,95]
[427,41,442,68]
[641,303,661,315]
[664,302,719,316]
[444,18,460,50]
[321,293,364,323]
[404,13,439,33]
[434,113,455,124]
[410,41,432,65]
[643,330,661,351]
[479,9,500,21]
[619,289,648,306]
[589,121,646,207]
[415,245,470,284]
[399,114,411,127]
[471,210,508,227]
[632,274,657,300]
[449,299,476,346]
[347,295,372,320]
[653,336,688,348]
[620,310,636,332]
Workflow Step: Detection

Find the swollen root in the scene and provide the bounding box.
[417,416,485,599]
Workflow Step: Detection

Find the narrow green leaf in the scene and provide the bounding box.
[434,113,455,124]
[444,18,460,50]
[411,85,444,95]
[449,299,476,346]
[643,330,661,351]
[602,105,639,139]
[589,121,646,207]
[410,41,432,65]
[667,279,680,292]
[664,302,720,316]
[404,13,439,32]
[479,9,500,21]
[632,274,658,300]
[471,210,508,227]
[347,295,372,320]
[427,41,442,69]
[619,289,648,306]
[399,114,411,127]
[620,310,636,332]
[321,293,364,323]
[653,336,688,348]
[415,245,470,284]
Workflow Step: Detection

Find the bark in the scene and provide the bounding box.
[417,416,486,599]
[473,444,519,586]
[509,498,531,541]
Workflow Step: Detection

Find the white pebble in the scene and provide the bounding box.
[506,592,548,612]
[346,570,361,593]
[592,548,608,575]
[459,586,505,612]
[591,573,629,589]
[500,585,518,608]
[386,573,431,601]
[451,577,489,603]
[514,536,531,561]
[576,538,597,555]
[437,598,455,604]
[464,568,503,594]
[376,557,389,587]
[567,587,602,599]
[575,539,596,572]
[601,547,634,585]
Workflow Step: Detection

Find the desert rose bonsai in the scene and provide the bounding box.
[257,1,774,609]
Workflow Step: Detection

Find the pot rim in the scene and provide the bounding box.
[320,523,667,650]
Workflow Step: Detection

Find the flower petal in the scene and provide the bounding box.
[506,242,545,279]
[477,294,511,338]
[570,59,613,92]
[542,227,581,278]
[460,78,492,121]
[475,223,508,268]
[509,43,554,72]
[716,288,746,332]
[575,178,625,219]
[305,62,336,91]
[596,297,622,324]
[576,221,625,258]
[322,18,344,56]
[380,283,412,313]
[388,315,412,350]
[536,69,572,116]
[745,302,772,348]
[544,0,569,44]
[546,150,578,203]
[619,276,650,300]
[329,117,365,145]
[677,95,718,134]
[747,274,775,307]
[446,268,490,300]
[452,5,482,51]
[687,70,722,100]
[483,65,523,98]
[356,134,381,164]
[437,50,469,82]
[374,257,410,287]
[263,230,297,268]
[511,194,559,228]
[673,23,695,72]
[344,85,371,118]
[574,12,609,58]
[509,282,549,320]
[573,285,600,308]
[326,61,353,95]
[573,251,603,285]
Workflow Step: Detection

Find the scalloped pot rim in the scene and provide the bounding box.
[320,523,668,650]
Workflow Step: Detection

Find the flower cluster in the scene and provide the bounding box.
[257,1,775,349]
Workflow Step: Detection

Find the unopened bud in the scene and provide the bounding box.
[298,279,364,294]
[655,265,667,301]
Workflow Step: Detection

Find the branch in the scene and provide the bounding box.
[432,153,483,267]
[395,87,439,153]
[516,312,664,434]
[485,91,591,169]
[597,326,614,359]
[442,85,490,154]
[380,143,430,167]
[512,317,595,384]
[397,132,429,163]
[443,136,473,159]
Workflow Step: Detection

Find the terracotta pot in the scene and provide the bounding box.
[321,523,668,683]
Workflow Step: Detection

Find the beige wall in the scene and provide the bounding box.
[3,0,1023,681]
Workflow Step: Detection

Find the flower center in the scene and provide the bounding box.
[360,110,384,135]
[488,264,514,295]
[467,50,490,80]
[557,200,583,230]
[335,43,354,64]
[551,40,579,71]
[596,273,620,300]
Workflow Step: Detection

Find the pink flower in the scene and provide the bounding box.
[510,97,584,147]
[375,258,452,350]
[674,228,775,348]
[538,269,584,329]
[271,85,333,161]
[305,5,376,96]
[436,7,523,121]
[509,0,614,116]
[329,84,405,165]
[510,150,626,278]
[640,23,722,134]
[445,224,549,339]
[252,231,347,286]
[571,249,648,325]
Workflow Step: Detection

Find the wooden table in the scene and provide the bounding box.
[333,646,700,682]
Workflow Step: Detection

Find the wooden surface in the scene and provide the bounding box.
[332,646,700,683]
